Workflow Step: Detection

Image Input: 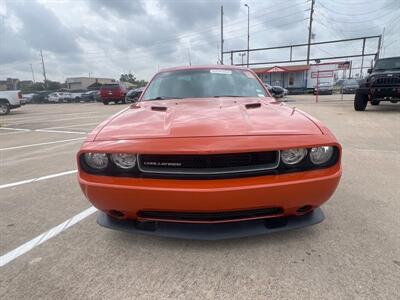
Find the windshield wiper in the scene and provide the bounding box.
[146,96,183,101]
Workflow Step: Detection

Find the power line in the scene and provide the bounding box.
[318,1,398,16]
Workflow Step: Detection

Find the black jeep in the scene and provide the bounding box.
[354,56,400,111]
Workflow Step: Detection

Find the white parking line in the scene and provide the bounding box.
[0,127,31,132]
[42,122,99,130]
[0,206,97,267]
[0,131,30,136]
[0,170,77,189]
[35,129,87,135]
[0,127,86,135]
[0,137,85,151]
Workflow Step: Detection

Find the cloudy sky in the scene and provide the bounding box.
[0,0,399,82]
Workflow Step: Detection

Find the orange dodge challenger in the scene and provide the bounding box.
[78,65,342,240]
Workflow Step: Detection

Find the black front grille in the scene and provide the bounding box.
[138,151,279,175]
[373,76,400,86]
[138,207,284,222]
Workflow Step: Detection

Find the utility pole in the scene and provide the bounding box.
[245,4,250,67]
[306,0,315,65]
[379,27,385,58]
[40,50,47,87]
[30,63,35,83]
[220,5,224,64]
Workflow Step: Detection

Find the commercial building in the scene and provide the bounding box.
[66,77,115,90]
[253,61,349,93]
[0,78,20,91]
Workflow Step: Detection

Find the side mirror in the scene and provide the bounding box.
[270,87,280,98]
[367,68,372,74]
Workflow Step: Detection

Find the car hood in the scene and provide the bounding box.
[94,98,322,141]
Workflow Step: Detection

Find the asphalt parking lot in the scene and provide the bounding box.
[0,96,399,299]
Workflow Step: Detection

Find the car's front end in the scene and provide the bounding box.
[78,66,342,239]
[359,73,400,100]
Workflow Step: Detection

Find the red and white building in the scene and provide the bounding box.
[253,61,349,92]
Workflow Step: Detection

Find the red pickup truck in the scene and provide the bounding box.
[100,83,128,105]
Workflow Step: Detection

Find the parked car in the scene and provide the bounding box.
[0,90,23,115]
[313,82,333,95]
[77,65,342,240]
[126,87,145,102]
[71,91,86,102]
[264,83,288,98]
[354,56,400,111]
[336,79,359,94]
[94,90,102,102]
[99,83,128,105]
[31,91,52,103]
[81,90,98,102]
[47,92,63,103]
[22,93,37,103]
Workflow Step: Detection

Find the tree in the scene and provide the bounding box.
[46,80,62,91]
[120,73,137,84]
[119,73,148,87]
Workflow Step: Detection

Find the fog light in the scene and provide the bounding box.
[84,153,108,170]
[310,146,334,165]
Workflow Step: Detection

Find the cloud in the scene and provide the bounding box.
[89,0,145,18]
[7,0,80,55]
[1,0,399,82]
[160,0,241,33]
[0,23,36,64]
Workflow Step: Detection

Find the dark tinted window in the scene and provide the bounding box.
[101,84,120,90]
[374,57,400,70]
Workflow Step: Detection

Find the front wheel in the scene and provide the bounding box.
[0,102,10,115]
[103,100,109,105]
[354,93,368,111]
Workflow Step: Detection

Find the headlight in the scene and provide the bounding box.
[310,146,334,165]
[84,153,108,170]
[281,148,307,165]
[110,153,137,169]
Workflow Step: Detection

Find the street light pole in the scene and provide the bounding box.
[245,3,250,67]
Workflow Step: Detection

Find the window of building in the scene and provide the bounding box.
[289,73,294,86]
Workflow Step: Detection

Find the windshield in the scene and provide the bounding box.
[142,69,267,100]
[374,57,400,70]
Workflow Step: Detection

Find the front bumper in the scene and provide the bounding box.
[79,164,341,220]
[97,207,325,240]
[357,86,400,98]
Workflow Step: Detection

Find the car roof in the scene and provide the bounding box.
[158,64,249,73]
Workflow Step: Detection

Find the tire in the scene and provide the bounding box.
[354,92,368,111]
[0,102,10,115]
[103,100,109,105]
[370,100,380,106]
[390,100,398,104]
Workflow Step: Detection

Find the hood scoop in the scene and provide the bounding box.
[245,102,262,109]
[151,106,167,112]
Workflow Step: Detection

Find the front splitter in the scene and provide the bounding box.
[97,208,325,240]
